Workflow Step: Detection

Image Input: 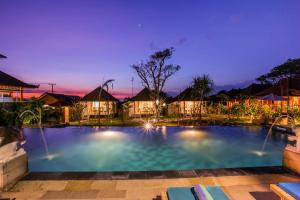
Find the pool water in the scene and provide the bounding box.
[23,126,287,172]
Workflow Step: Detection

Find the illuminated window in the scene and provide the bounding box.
[92,101,99,109]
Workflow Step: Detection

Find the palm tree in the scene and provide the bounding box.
[98,79,114,125]
[191,74,214,121]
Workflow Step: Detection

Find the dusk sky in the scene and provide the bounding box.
[1,0,300,99]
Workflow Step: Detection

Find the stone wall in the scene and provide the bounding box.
[283,149,300,176]
[0,151,28,191]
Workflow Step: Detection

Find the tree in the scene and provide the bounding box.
[71,101,86,125]
[98,79,114,126]
[256,58,300,109]
[132,47,180,118]
[190,74,214,120]
[256,58,300,84]
[247,99,260,122]
[21,98,44,125]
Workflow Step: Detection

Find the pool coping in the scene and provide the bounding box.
[23,166,297,180]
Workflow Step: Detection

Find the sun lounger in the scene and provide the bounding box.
[167,187,196,200]
[206,186,229,200]
[162,185,229,200]
[270,182,300,200]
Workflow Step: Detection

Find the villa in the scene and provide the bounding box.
[168,87,208,116]
[255,77,300,109]
[0,70,38,103]
[127,88,155,117]
[38,92,81,123]
[81,86,118,118]
[127,87,167,117]
[215,83,272,108]
[38,92,80,107]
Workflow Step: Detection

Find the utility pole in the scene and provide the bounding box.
[32,82,56,93]
[48,83,56,93]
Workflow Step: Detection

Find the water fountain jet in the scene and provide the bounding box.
[259,114,295,156]
[19,110,52,160]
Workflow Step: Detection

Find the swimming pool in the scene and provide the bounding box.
[23,126,286,172]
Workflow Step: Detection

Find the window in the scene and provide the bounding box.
[92,101,99,110]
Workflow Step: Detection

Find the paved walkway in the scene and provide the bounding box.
[1,173,300,200]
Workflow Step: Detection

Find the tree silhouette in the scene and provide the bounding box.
[132,47,180,118]
[191,74,214,120]
[98,79,114,125]
[256,58,300,84]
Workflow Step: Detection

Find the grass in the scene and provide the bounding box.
[69,115,255,127]
[69,118,143,126]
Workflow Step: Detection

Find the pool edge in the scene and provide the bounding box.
[22,166,297,180]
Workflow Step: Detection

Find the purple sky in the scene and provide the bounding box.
[1,0,300,98]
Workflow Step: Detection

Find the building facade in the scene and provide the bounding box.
[0,71,38,103]
[81,86,118,118]
[255,77,300,109]
[38,92,81,123]
[168,87,207,116]
[128,88,155,117]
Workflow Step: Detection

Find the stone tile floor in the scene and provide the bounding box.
[1,173,300,200]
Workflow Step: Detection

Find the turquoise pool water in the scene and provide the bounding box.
[23,126,286,172]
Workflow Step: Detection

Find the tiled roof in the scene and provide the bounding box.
[0,70,38,88]
[39,92,81,106]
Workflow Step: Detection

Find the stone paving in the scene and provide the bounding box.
[1,173,300,200]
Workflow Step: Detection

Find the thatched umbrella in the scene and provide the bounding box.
[0,54,7,59]
[257,93,288,101]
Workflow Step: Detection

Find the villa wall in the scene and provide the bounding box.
[283,149,300,176]
[0,150,28,191]
[82,101,117,117]
[128,101,155,117]
[168,101,207,116]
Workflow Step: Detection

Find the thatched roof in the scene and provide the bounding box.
[256,77,300,97]
[0,54,7,59]
[0,70,38,88]
[172,87,205,101]
[257,93,288,101]
[39,92,80,106]
[81,86,118,102]
[130,87,171,102]
[130,88,152,101]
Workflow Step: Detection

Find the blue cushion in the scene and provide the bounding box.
[167,187,196,200]
[206,186,230,200]
[278,182,300,200]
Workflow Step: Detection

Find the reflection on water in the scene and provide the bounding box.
[179,129,207,139]
[251,150,267,156]
[45,153,59,160]
[89,130,126,140]
[22,126,287,172]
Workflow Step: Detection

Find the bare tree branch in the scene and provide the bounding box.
[131,47,181,118]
